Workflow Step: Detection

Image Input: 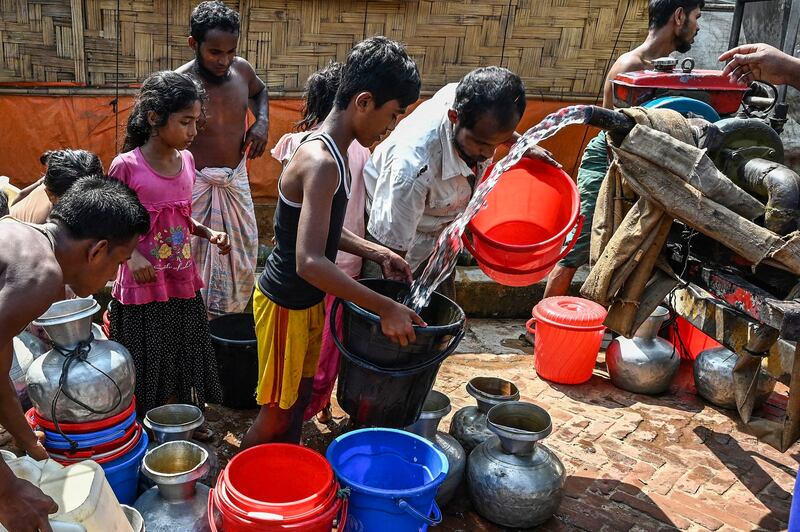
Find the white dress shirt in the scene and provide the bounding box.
[364,83,491,271]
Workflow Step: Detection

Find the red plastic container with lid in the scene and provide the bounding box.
[529,296,607,384]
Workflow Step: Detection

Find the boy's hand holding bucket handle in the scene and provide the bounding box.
[377,299,426,347]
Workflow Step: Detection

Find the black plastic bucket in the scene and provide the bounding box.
[209,313,258,410]
[331,279,466,427]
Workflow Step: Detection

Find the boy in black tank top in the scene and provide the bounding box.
[242,37,424,447]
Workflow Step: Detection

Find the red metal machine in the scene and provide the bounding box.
[612,57,749,116]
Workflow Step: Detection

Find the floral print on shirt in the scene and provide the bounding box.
[150,225,193,271]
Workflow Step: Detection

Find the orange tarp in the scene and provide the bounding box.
[0,94,597,201]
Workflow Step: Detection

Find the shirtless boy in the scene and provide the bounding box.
[0,177,149,532]
[177,1,268,315]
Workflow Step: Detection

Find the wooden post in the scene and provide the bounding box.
[70,0,87,85]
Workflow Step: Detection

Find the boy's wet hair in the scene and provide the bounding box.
[649,0,704,29]
[0,190,7,218]
[39,149,103,198]
[123,71,206,152]
[49,176,150,247]
[297,61,342,132]
[191,1,240,43]
[334,36,420,110]
[453,66,526,131]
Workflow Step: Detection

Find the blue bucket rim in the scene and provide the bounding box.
[326,428,448,498]
[102,429,149,473]
[43,411,137,445]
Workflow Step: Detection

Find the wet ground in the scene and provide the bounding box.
[5,318,798,531]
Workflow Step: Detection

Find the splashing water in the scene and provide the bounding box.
[404,105,591,313]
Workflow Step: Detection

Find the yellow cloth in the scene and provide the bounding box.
[253,287,324,409]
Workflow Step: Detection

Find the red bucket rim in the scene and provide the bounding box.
[222,444,336,518]
[215,473,339,524]
[467,158,580,253]
[29,397,136,433]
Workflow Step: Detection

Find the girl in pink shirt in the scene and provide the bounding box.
[271,62,371,423]
[108,71,229,422]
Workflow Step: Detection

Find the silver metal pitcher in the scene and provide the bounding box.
[694,346,775,409]
[405,390,466,507]
[26,298,135,422]
[467,401,565,528]
[606,306,679,395]
[134,441,211,532]
[449,376,520,453]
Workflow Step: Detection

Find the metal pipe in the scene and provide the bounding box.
[740,158,800,234]
[584,106,636,134]
[728,0,746,50]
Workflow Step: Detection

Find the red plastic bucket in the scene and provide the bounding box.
[29,397,136,431]
[208,443,345,531]
[531,297,607,384]
[463,158,583,286]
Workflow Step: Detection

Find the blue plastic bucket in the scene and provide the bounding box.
[326,428,448,531]
[102,429,148,504]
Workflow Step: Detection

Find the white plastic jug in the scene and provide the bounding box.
[0,457,133,532]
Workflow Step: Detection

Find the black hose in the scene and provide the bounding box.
[50,334,123,452]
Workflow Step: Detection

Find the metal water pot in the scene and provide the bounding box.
[11,332,49,409]
[25,298,135,422]
[606,306,679,394]
[467,402,565,528]
[449,377,520,453]
[134,441,211,532]
[405,390,466,507]
[694,346,775,409]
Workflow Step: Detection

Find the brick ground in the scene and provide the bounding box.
[425,320,799,531]
[185,320,800,531]
[7,318,798,531]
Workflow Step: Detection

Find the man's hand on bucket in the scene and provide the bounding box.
[522,145,562,168]
[378,249,413,284]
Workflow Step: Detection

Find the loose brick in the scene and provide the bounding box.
[674,465,716,495]
[646,464,685,496]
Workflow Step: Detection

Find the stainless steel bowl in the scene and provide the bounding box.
[141,441,209,501]
[33,298,100,348]
[144,404,204,444]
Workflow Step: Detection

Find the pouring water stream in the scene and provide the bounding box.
[404,105,591,313]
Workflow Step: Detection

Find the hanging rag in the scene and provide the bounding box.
[192,157,259,316]
[581,108,693,336]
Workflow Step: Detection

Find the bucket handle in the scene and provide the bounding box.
[330,298,465,377]
[526,317,536,337]
[208,487,219,532]
[397,498,443,526]
[462,215,584,276]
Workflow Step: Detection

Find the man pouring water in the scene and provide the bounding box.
[363,66,558,299]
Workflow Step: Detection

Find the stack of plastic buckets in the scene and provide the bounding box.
[26,397,148,504]
[209,443,346,530]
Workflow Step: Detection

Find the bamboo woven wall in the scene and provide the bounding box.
[0,0,649,98]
